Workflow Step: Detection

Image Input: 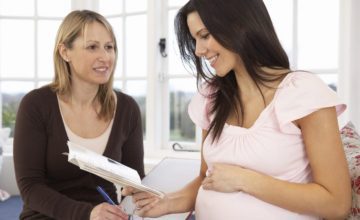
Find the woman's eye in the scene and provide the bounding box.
[105,45,114,50]
[200,33,210,39]
[87,45,97,50]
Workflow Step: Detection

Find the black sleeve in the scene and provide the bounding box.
[13,90,93,220]
[120,98,145,179]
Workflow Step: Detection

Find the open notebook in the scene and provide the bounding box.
[64,141,164,198]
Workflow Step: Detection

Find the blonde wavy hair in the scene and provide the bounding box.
[50,10,117,121]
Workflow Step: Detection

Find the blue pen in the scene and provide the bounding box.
[96,186,134,220]
[96,186,116,205]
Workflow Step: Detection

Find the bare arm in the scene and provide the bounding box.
[165,130,208,213]
[202,107,351,219]
[129,130,208,217]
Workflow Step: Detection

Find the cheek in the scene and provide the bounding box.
[111,55,116,64]
[107,52,115,62]
[109,58,115,71]
[70,59,89,74]
[208,37,218,48]
[214,57,234,77]
[222,53,237,68]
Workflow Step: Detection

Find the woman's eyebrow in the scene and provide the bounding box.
[196,28,207,36]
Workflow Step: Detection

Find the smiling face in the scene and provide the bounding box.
[187,12,242,77]
[64,21,115,87]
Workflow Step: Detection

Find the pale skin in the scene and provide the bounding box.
[123,11,351,219]
[58,21,128,220]
[58,21,115,139]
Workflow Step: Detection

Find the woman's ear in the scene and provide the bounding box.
[58,43,70,62]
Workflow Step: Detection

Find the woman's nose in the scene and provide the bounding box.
[195,43,207,57]
[97,48,110,61]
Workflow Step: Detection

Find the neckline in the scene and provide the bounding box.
[224,72,293,131]
[55,90,118,155]
[224,100,274,132]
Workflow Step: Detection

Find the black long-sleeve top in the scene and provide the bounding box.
[14,86,145,220]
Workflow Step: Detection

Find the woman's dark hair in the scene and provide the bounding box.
[175,0,290,142]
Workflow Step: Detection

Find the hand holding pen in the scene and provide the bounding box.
[89,186,132,220]
[96,186,117,205]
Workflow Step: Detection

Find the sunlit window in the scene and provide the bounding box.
[99,0,148,138]
[37,20,62,78]
[0,0,340,151]
[0,19,35,78]
[167,4,198,147]
[264,0,339,86]
[0,82,34,136]
[0,0,70,136]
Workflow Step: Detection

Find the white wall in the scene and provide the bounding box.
[338,0,360,130]
[0,143,18,195]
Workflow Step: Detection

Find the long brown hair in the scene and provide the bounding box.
[50,10,118,121]
[175,0,290,142]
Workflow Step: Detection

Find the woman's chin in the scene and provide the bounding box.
[215,71,228,78]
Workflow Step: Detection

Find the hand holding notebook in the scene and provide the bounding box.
[64,141,164,198]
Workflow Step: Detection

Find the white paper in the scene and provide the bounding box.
[65,141,164,198]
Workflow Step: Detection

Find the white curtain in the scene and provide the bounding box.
[338,0,360,129]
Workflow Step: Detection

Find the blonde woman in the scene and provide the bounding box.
[14,10,144,220]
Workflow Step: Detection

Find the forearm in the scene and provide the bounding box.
[240,169,350,219]
[167,175,203,214]
[16,168,93,219]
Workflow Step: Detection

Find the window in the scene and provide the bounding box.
[99,0,199,154]
[264,0,339,86]
[163,0,199,150]
[98,0,148,138]
[0,0,340,155]
[0,0,70,136]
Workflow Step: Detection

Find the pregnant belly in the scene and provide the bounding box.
[195,187,318,220]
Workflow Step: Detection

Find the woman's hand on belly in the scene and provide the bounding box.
[202,163,250,193]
